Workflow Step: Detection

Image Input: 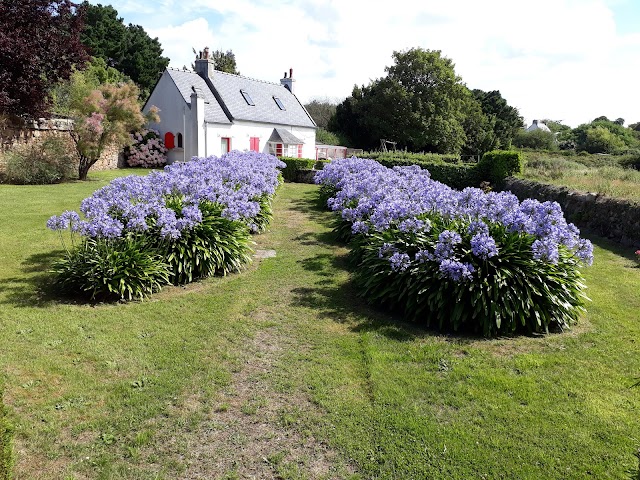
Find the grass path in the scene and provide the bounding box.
[0,176,639,478]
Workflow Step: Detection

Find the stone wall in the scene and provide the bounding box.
[0,118,123,174]
[503,177,640,248]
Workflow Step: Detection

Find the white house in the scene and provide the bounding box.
[143,48,317,163]
[526,119,551,133]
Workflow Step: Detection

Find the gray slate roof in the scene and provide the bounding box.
[165,68,316,129]
[269,128,303,144]
[209,71,316,128]
[166,69,231,124]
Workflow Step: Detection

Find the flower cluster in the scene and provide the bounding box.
[48,151,285,240]
[124,129,168,168]
[316,157,594,281]
[316,157,593,335]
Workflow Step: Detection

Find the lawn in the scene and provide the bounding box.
[0,171,639,479]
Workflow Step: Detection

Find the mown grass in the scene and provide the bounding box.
[519,151,640,202]
[0,173,639,478]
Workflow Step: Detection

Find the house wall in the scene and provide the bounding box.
[204,120,316,158]
[144,71,317,162]
[143,71,191,163]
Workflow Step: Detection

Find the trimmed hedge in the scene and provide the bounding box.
[477,150,524,186]
[279,157,328,181]
[0,392,13,480]
[375,157,479,190]
[363,151,461,164]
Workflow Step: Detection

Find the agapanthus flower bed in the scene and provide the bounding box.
[124,129,168,168]
[315,157,593,336]
[48,151,285,300]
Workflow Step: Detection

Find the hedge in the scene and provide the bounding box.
[477,150,524,186]
[363,151,461,164]
[279,157,328,182]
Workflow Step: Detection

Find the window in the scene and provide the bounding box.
[250,137,260,152]
[273,96,286,110]
[177,133,183,148]
[221,137,231,154]
[268,142,283,157]
[164,132,175,149]
[240,89,254,106]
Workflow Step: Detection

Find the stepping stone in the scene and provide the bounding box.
[254,249,276,259]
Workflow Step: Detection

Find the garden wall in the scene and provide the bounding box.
[503,177,640,248]
[0,118,123,173]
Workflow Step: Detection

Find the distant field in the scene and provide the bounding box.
[518,151,640,203]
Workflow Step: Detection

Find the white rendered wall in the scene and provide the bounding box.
[204,120,316,159]
[143,71,192,163]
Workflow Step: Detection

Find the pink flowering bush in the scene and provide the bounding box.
[124,129,168,168]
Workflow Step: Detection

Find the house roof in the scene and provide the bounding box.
[268,128,304,144]
[209,71,316,128]
[165,69,231,124]
[163,68,316,129]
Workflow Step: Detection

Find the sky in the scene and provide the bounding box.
[89,0,640,128]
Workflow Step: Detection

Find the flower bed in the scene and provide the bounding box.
[48,151,285,300]
[315,157,593,336]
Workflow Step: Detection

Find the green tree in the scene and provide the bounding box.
[513,129,558,150]
[80,2,169,98]
[304,99,337,129]
[472,89,523,148]
[572,118,639,152]
[52,57,128,116]
[315,128,341,145]
[582,126,626,153]
[211,49,239,75]
[460,93,497,155]
[330,48,470,153]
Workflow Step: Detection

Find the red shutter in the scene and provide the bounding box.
[276,143,283,156]
[164,132,175,149]
[250,137,259,152]
[297,144,302,158]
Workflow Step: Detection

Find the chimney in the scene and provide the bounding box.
[194,46,215,80]
[280,67,295,93]
[533,119,538,125]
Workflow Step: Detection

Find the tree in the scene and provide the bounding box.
[52,57,129,116]
[64,78,157,179]
[0,0,87,120]
[572,118,639,152]
[80,2,169,98]
[513,129,558,150]
[472,89,523,148]
[211,49,239,75]
[304,99,337,129]
[330,48,471,153]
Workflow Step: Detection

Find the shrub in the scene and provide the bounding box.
[619,151,640,170]
[3,136,75,184]
[315,157,593,336]
[157,199,252,284]
[48,152,284,300]
[0,392,13,480]
[513,129,558,150]
[279,157,327,182]
[477,150,523,185]
[124,129,167,168]
[51,236,171,301]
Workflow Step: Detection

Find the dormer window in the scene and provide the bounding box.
[240,89,254,106]
[273,96,286,111]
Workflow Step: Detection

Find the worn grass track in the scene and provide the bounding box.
[0,172,638,479]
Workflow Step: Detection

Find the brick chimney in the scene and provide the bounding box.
[194,46,215,80]
[280,67,295,93]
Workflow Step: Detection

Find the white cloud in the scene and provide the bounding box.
[98,0,640,127]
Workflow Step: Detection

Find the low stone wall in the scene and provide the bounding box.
[0,118,123,174]
[503,177,640,248]
[287,169,317,184]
